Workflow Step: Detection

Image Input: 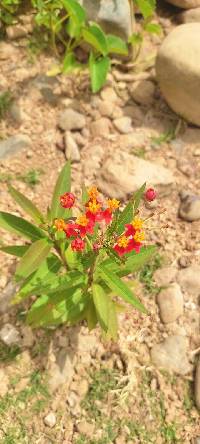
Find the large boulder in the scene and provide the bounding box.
[166,0,200,8]
[97,152,174,200]
[156,24,200,127]
[79,0,132,40]
[178,7,200,23]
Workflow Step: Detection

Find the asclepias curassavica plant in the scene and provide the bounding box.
[0,162,157,340]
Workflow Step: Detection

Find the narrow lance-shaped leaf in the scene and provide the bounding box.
[13,254,62,304]
[92,283,109,332]
[27,287,88,328]
[132,183,146,215]
[99,263,147,313]
[8,185,44,224]
[116,202,133,235]
[85,299,98,331]
[15,238,52,281]
[0,244,30,257]
[51,161,71,220]
[106,298,118,340]
[0,212,46,241]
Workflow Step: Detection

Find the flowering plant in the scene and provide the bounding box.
[0,162,156,339]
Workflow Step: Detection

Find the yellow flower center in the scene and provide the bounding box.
[88,186,99,200]
[134,231,145,242]
[87,199,101,214]
[76,214,88,226]
[132,217,144,230]
[107,198,120,212]
[54,219,66,231]
[118,235,129,248]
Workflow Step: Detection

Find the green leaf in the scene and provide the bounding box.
[106,299,118,340]
[85,299,98,330]
[92,283,118,338]
[62,52,82,74]
[13,254,62,304]
[66,16,81,38]
[132,183,146,215]
[15,238,52,281]
[119,245,156,276]
[27,287,88,327]
[89,53,110,94]
[92,283,109,332]
[107,34,128,55]
[8,185,44,224]
[134,0,156,19]
[62,0,86,25]
[51,161,71,220]
[32,271,86,296]
[82,23,108,56]
[0,244,30,257]
[81,183,89,204]
[116,203,133,235]
[65,244,83,270]
[128,32,143,45]
[99,263,147,313]
[144,23,162,34]
[0,212,46,241]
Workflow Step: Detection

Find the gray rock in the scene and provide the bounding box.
[179,193,200,221]
[129,80,155,106]
[156,24,200,126]
[58,108,86,131]
[153,267,178,286]
[44,412,56,428]
[48,349,76,393]
[0,134,31,159]
[157,283,184,323]
[9,102,23,124]
[177,265,200,297]
[151,335,191,375]
[97,152,174,199]
[178,7,200,23]
[113,116,133,134]
[0,282,17,314]
[0,323,21,346]
[165,0,200,8]
[64,131,80,162]
[79,0,132,40]
[195,358,200,410]
[195,438,200,444]
[21,326,35,348]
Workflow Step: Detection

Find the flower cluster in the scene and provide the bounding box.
[53,186,156,255]
[114,217,145,256]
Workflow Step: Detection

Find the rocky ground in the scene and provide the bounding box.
[0,2,200,443]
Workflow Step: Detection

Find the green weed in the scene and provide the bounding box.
[139,253,163,294]
[0,341,21,363]
[0,91,13,120]
[151,129,175,147]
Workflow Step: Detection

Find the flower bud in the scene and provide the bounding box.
[71,238,85,252]
[60,192,75,209]
[145,188,157,202]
